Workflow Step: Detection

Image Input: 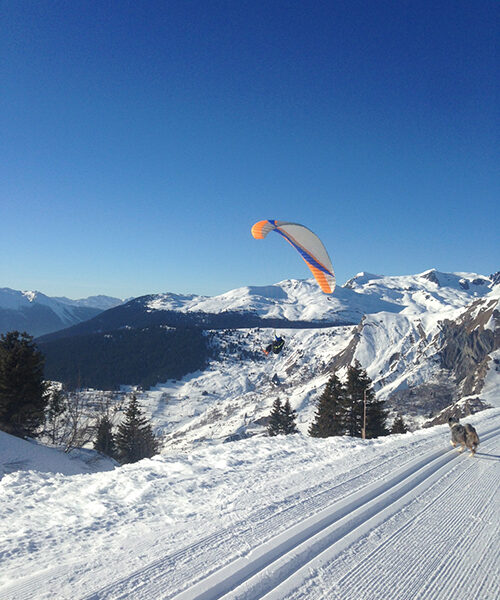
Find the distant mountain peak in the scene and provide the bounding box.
[343,272,383,288]
[419,269,441,286]
[21,290,38,302]
[0,287,125,337]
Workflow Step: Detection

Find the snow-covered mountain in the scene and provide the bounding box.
[146,278,403,324]
[0,288,124,337]
[38,268,499,448]
[130,270,498,448]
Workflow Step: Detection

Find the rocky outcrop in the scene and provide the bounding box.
[387,378,457,418]
[420,270,441,286]
[327,317,364,371]
[438,298,499,396]
[423,397,493,428]
[490,271,500,286]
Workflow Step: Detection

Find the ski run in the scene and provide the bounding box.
[1,408,499,600]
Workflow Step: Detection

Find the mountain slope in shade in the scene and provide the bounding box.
[0,288,124,337]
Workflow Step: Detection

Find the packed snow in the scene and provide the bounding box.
[1,409,499,599]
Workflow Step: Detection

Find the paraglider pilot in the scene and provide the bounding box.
[264,334,285,356]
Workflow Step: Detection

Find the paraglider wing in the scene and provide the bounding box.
[251,219,335,294]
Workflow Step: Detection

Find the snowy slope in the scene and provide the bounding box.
[145,269,494,321]
[1,409,498,600]
[147,279,403,324]
[344,269,492,309]
[0,430,117,478]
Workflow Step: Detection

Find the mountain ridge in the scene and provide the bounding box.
[34,269,499,421]
[0,288,124,338]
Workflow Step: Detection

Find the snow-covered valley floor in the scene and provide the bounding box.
[1,408,499,600]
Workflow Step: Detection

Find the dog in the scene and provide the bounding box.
[448,416,480,456]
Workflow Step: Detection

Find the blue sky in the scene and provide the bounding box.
[1,1,498,299]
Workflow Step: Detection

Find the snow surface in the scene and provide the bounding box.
[1,409,499,599]
[0,431,116,478]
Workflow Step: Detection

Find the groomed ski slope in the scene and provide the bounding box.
[1,409,499,600]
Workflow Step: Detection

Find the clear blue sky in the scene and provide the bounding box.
[1,1,498,299]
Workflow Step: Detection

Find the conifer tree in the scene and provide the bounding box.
[365,394,389,438]
[390,413,409,434]
[345,361,388,438]
[94,415,115,457]
[267,398,283,436]
[309,373,346,438]
[44,386,68,445]
[344,362,366,437]
[281,399,299,435]
[114,395,159,463]
[0,331,48,438]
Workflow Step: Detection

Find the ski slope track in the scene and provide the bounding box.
[78,420,499,600]
[1,412,498,600]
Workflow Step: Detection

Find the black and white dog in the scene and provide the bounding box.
[448,416,480,456]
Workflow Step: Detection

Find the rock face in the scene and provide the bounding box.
[388,378,457,419]
[439,298,499,396]
[423,397,492,428]
[420,270,441,286]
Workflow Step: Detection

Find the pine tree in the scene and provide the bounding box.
[344,362,366,437]
[44,386,68,445]
[0,331,48,438]
[281,399,299,435]
[365,395,389,438]
[345,361,388,439]
[267,398,283,436]
[114,395,159,463]
[94,415,115,457]
[309,373,346,437]
[390,413,409,434]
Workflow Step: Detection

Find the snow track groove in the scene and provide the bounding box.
[3,418,498,600]
[283,431,500,600]
[83,425,499,600]
[79,442,428,599]
[171,430,500,600]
